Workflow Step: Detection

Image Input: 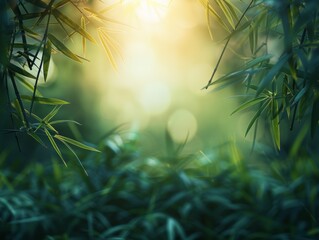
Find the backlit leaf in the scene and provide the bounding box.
[52,9,95,42]
[21,95,69,105]
[48,33,81,62]
[54,135,100,152]
[44,128,67,167]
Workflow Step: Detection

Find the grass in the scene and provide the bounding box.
[1,133,319,240]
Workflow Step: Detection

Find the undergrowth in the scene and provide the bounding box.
[1,133,319,240]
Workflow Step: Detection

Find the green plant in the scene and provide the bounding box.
[0,0,123,164]
[202,0,319,151]
[1,133,319,239]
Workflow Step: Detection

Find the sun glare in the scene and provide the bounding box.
[122,0,170,22]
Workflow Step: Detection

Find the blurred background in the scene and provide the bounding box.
[43,0,254,154]
[1,0,267,160]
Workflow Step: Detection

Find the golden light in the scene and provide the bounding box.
[122,0,170,23]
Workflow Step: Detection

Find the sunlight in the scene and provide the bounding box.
[122,0,170,22]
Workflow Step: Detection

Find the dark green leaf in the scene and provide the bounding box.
[257,54,290,95]
[311,94,319,138]
[271,99,281,150]
[27,131,46,147]
[43,40,52,81]
[8,63,36,79]
[245,100,271,137]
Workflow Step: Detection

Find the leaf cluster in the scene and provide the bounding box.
[1,134,319,239]
[0,0,122,165]
[204,0,319,150]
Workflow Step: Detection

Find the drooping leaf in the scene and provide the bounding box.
[43,105,62,123]
[15,75,42,96]
[12,99,24,124]
[56,138,88,176]
[81,16,86,56]
[27,131,46,147]
[245,100,271,137]
[50,120,81,125]
[271,98,281,150]
[21,95,69,105]
[8,63,36,79]
[257,54,290,95]
[231,97,267,115]
[98,28,118,70]
[291,86,308,106]
[43,40,51,82]
[52,9,95,43]
[48,33,81,62]
[244,54,273,69]
[216,0,236,29]
[44,128,67,166]
[54,135,100,152]
[199,0,231,33]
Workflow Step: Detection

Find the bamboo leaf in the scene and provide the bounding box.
[27,131,46,147]
[56,139,88,176]
[12,99,24,124]
[223,0,240,23]
[245,100,271,137]
[52,9,95,43]
[199,0,231,33]
[24,27,43,41]
[15,75,42,96]
[209,68,266,87]
[43,40,52,82]
[43,105,62,123]
[21,95,69,105]
[271,99,281,150]
[231,97,267,115]
[54,135,100,152]
[13,43,38,50]
[216,0,235,29]
[19,13,42,20]
[257,54,290,95]
[81,16,86,57]
[244,54,273,69]
[291,86,308,106]
[8,63,36,79]
[48,33,81,62]
[50,120,81,125]
[25,0,48,8]
[44,128,67,166]
[206,1,214,40]
[249,25,255,54]
[98,28,118,71]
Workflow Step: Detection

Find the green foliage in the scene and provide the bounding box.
[204,0,319,150]
[1,134,319,239]
[0,0,122,162]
